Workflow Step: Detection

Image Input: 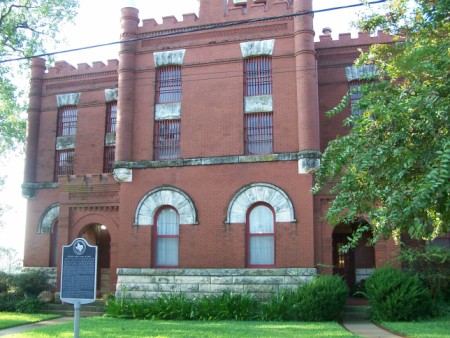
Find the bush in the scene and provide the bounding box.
[106,277,349,322]
[397,246,450,301]
[15,297,45,314]
[365,265,434,321]
[293,275,349,321]
[0,293,22,312]
[13,270,51,297]
[0,271,13,294]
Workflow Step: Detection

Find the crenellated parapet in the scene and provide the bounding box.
[316,31,395,52]
[137,0,293,36]
[46,59,119,78]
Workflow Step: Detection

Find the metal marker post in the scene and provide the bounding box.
[60,238,97,338]
[74,301,80,338]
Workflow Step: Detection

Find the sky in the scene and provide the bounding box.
[0,0,384,259]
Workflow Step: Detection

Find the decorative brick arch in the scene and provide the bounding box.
[135,186,197,226]
[71,213,119,241]
[38,204,59,234]
[226,183,295,223]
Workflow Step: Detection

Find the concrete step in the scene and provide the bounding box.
[342,305,371,321]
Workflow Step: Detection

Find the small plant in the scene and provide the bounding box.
[13,270,51,297]
[15,297,45,314]
[365,265,434,322]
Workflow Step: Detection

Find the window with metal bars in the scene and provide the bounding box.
[156,66,182,103]
[154,119,181,160]
[244,56,272,96]
[348,81,364,117]
[245,113,273,155]
[55,149,74,178]
[57,106,78,136]
[103,146,115,173]
[105,101,117,133]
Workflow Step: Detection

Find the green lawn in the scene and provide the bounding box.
[0,312,61,330]
[4,317,355,337]
[381,314,450,338]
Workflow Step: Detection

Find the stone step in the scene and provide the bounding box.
[43,301,106,317]
[342,305,371,321]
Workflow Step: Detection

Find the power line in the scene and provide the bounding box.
[0,0,386,65]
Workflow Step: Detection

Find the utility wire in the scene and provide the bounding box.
[0,0,386,64]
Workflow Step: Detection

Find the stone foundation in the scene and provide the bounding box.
[116,268,317,299]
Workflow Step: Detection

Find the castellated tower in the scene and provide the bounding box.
[22,0,396,296]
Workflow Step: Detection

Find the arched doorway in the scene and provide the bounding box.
[78,224,111,296]
[332,222,375,290]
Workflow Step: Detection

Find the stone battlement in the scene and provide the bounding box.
[46,59,119,77]
[137,0,293,33]
[316,30,394,49]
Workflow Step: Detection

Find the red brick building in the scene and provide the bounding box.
[22,0,397,297]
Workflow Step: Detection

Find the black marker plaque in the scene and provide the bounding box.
[61,238,97,304]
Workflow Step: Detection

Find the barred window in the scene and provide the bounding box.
[55,149,74,178]
[245,113,273,155]
[349,81,364,117]
[156,66,182,103]
[244,56,272,96]
[58,106,78,136]
[154,119,181,160]
[103,146,115,173]
[106,101,117,133]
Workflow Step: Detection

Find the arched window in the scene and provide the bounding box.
[154,207,179,267]
[247,204,275,267]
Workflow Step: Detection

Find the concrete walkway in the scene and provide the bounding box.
[341,301,403,338]
[0,317,73,337]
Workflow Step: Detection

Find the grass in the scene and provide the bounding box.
[381,314,450,338]
[0,312,61,330]
[5,317,355,337]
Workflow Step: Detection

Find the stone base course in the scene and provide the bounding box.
[116,268,317,299]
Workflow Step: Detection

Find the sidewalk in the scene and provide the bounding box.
[341,299,403,338]
[0,317,73,337]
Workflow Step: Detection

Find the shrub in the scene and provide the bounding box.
[259,290,297,321]
[397,246,450,301]
[0,271,13,294]
[0,293,22,312]
[365,265,434,321]
[293,275,349,321]
[15,297,45,314]
[13,270,51,297]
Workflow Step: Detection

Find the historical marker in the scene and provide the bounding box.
[61,238,97,338]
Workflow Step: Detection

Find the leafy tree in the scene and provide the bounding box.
[0,246,22,273]
[313,0,450,245]
[0,0,79,155]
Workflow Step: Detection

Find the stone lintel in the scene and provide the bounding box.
[244,95,273,114]
[155,103,182,120]
[56,136,76,150]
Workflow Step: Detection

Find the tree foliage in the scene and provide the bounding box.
[313,0,450,244]
[0,0,79,155]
